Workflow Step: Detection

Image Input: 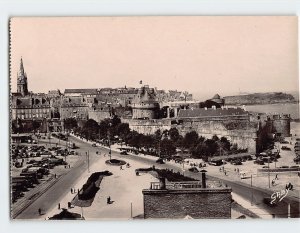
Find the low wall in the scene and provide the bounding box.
[143,188,232,219]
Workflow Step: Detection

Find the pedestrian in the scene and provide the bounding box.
[71,188,73,194]
[54,173,57,178]
[38,208,42,215]
[272,179,275,186]
[275,174,279,180]
[107,196,111,204]
[120,166,123,170]
[58,203,60,209]
[224,171,227,176]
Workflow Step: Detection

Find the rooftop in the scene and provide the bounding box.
[178,107,249,118]
[64,89,98,94]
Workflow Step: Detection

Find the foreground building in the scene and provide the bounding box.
[143,173,232,219]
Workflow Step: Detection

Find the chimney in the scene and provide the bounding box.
[159,177,166,189]
[200,170,207,188]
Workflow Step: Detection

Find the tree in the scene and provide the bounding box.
[192,141,209,158]
[111,115,121,127]
[169,128,180,143]
[81,119,99,140]
[99,118,111,139]
[64,118,78,131]
[116,123,130,141]
[205,139,219,156]
[212,135,220,142]
[160,138,176,157]
[220,136,231,150]
[183,131,199,149]
[32,120,41,133]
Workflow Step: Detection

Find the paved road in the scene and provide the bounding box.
[15,136,300,219]
[16,136,101,219]
[115,151,300,218]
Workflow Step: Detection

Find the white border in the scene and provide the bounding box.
[1,0,300,233]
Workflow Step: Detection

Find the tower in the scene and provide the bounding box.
[17,57,28,96]
[131,85,160,119]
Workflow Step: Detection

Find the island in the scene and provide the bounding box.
[224,92,297,105]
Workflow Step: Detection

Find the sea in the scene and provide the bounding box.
[242,103,300,120]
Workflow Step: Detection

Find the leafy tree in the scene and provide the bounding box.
[192,141,209,158]
[116,123,130,141]
[212,135,220,142]
[64,118,78,131]
[183,131,199,149]
[99,118,111,139]
[160,138,176,157]
[220,136,231,150]
[111,115,121,127]
[32,120,41,133]
[169,128,180,143]
[205,139,219,156]
[81,119,99,140]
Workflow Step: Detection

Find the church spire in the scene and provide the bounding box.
[19,57,25,75]
[17,57,29,96]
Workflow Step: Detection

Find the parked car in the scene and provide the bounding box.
[156,158,165,164]
[188,167,199,173]
[254,160,265,165]
[92,143,97,147]
[281,146,291,151]
[120,151,128,155]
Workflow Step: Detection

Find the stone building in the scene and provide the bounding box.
[60,96,89,120]
[143,174,232,219]
[131,85,160,119]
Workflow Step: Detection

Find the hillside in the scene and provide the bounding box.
[224,92,296,105]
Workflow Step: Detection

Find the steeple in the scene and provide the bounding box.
[19,57,25,75]
[17,57,29,96]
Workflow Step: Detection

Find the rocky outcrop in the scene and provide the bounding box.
[224,92,296,105]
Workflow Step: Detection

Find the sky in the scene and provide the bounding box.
[10,16,298,101]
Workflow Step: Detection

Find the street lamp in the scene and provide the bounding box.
[268,158,270,188]
[108,123,112,161]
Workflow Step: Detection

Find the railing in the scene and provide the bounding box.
[149,181,224,190]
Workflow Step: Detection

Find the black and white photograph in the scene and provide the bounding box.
[9,16,300,220]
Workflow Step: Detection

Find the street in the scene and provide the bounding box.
[15,135,300,219]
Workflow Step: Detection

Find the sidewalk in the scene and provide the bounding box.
[61,135,274,219]
[43,137,157,220]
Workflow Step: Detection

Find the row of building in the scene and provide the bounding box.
[11,58,291,153]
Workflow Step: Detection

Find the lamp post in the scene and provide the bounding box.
[268,158,270,188]
[108,123,112,161]
[86,151,90,173]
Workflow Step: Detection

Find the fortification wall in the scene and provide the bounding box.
[132,108,157,119]
[123,119,172,135]
[272,115,290,137]
[175,120,257,153]
[88,110,111,123]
